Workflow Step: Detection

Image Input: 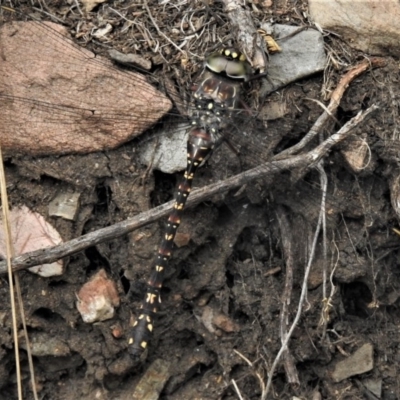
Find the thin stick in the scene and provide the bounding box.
[220,0,266,71]
[0,145,39,399]
[319,238,340,336]
[0,104,378,275]
[233,349,266,398]
[264,162,328,397]
[16,280,39,400]
[231,379,245,400]
[275,57,386,160]
[0,149,22,399]
[318,163,328,319]
[275,205,299,386]
[143,0,186,55]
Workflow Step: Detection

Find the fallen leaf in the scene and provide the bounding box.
[0,206,63,277]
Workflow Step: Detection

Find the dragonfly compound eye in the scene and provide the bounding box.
[206,49,252,81]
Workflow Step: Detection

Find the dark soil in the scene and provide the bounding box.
[1,1,400,399]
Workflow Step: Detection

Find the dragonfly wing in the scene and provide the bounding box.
[0,21,171,155]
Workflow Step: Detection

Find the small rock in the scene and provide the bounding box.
[92,23,113,39]
[132,359,172,400]
[81,0,107,13]
[363,378,382,398]
[20,332,70,357]
[260,23,326,95]
[200,305,240,334]
[174,232,191,248]
[331,342,374,382]
[139,123,188,174]
[110,323,123,339]
[341,136,370,172]
[108,49,152,71]
[76,269,120,323]
[48,191,81,221]
[309,0,400,57]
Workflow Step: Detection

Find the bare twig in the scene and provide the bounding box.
[0,147,23,399]
[231,379,245,400]
[233,349,266,398]
[319,238,340,336]
[220,0,267,71]
[0,104,378,275]
[264,161,328,397]
[143,0,187,56]
[275,205,300,386]
[319,163,328,327]
[275,57,386,160]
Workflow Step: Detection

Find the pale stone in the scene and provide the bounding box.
[309,0,400,57]
[76,269,120,323]
[331,342,374,382]
[260,23,326,95]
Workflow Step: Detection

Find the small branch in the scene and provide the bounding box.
[275,205,300,386]
[220,0,266,71]
[233,349,266,398]
[264,166,327,397]
[275,57,386,160]
[262,106,377,398]
[143,0,186,56]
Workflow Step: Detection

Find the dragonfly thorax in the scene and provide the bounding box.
[191,49,251,138]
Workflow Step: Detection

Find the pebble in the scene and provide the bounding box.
[76,269,120,323]
[20,332,70,357]
[48,191,81,221]
[331,342,374,382]
[132,359,172,400]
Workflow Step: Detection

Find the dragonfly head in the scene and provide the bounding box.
[205,48,253,81]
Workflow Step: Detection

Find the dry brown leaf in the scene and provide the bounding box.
[0,206,63,277]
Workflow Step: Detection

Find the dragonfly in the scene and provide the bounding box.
[127,47,261,360]
[0,2,394,398]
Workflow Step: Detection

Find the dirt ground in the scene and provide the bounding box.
[1,0,400,399]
